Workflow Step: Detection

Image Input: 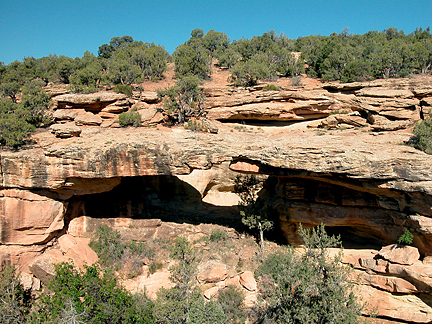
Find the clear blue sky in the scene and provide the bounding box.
[1,0,431,64]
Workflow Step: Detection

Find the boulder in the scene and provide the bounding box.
[101,101,129,113]
[320,114,368,128]
[243,291,258,308]
[224,275,241,287]
[49,122,82,138]
[131,102,150,112]
[101,119,115,128]
[413,88,432,97]
[58,234,98,268]
[204,286,219,299]
[197,261,228,283]
[52,109,81,121]
[53,91,127,110]
[370,117,410,131]
[207,100,332,121]
[421,97,432,107]
[122,268,173,300]
[28,249,68,284]
[98,111,118,119]
[75,112,103,126]
[137,107,164,125]
[239,271,257,291]
[378,244,420,265]
[359,257,388,273]
[19,272,34,290]
[140,91,159,103]
[357,284,432,323]
[387,262,432,293]
[202,118,219,134]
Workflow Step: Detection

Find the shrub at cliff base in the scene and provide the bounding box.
[0,264,29,323]
[33,263,155,324]
[254,224,362,324]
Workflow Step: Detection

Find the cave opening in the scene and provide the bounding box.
[64,175,245,232]
[218,119,322,127]
[324,226,385,250]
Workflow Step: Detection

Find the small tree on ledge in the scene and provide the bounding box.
[157,75,204,124]
[234,175,273,253]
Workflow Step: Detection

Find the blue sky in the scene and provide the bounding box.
[1,0,431,64]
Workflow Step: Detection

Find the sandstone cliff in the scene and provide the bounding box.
[2,72,432,323]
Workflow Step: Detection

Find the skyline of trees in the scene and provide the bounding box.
[1,26,431,91]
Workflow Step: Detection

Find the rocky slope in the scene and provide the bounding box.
[2,69,432,323]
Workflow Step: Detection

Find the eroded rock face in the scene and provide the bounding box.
[3,76,432,322]
[261,175,432,253]
[205,88,334,121]
[0,189,64,245]
[53,92,128,110]
[378,244,421,265]
[2,123,432,255]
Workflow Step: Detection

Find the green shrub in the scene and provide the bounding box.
[113,84,133,97]
[262,84,279,91]
[184,119,208,132]
[149,262,163,275]
[89,226,124,267]
[398,228,414,245]
[291,75,303,87]
[217,285,246,323]
[409,117,432,154]
[35,263,155,324]
[255,224,362,324]
[209,229,229,242]
[188,297,227,324]
[153,237,199,324]
[0,264,29,323]
[118,110,142,127]
[0,98,36,148]
[89,226,154,277]
[0,80,52,148]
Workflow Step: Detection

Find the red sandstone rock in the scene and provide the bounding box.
[224,275,241,287]
[355,88,414,99]
[75,112,103,126]
[28,249,68,284]
[353,270,417,293]
[49,122,82,138]
[53,91,127,109]
[139,91,159,103]
[0,189,64,245]
[239,271,257,291]
[52,109,81,121]
[197,261,228,283]
[101,103,129,113]
[122,268,173,300]
[378,244,420,265]
[357,284,432,323]
[204,286,219,299]
[137,107,164,125]
[58,234,98,268]
[98,111,118,119]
